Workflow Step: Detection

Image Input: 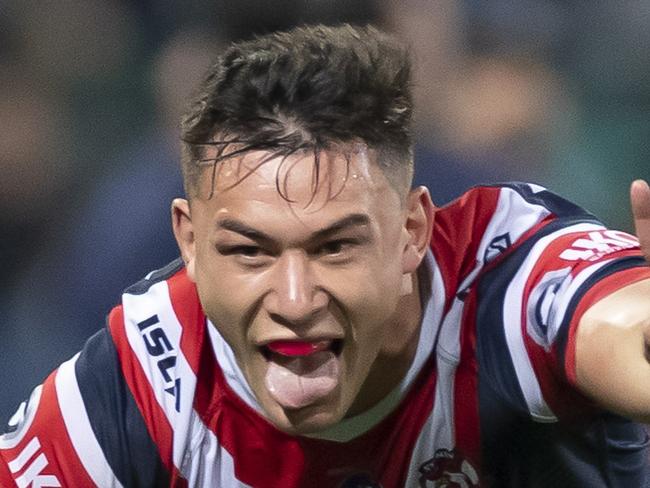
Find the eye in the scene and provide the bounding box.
[216,245,273,268]
[218,245,263,257]
[317,239,357,256]
[234,245,263,257]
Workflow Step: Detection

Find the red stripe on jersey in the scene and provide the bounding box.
[564,266,650,386]
[454,289,481,469]
[191,325,221,424]
[166,267,206,375]
[108,306,188,487]
[432,187,501,312]
[0,372,95,487]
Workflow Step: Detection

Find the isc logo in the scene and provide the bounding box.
[526,267,572,350]
[559,230,638,262]
[137,315,181,412]
[7,437,61,487]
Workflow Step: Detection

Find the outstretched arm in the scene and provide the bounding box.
[575,180,650,422]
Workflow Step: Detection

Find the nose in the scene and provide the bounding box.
[264,250,328,325]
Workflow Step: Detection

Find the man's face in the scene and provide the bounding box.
[173,146,430,434]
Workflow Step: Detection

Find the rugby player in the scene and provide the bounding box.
[2,25,650,487]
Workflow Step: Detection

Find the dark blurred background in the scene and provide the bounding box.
[1,1,649,420]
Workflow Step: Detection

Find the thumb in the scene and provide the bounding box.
[630,179,650,263]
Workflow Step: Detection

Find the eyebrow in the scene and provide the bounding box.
[216,213,372,245]
[310,214,371,241]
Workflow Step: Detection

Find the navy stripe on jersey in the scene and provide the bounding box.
[125,258,184,296]
[75,327,171,487]
[496,182,599,220]
[475,216,596,414]
[554,255,649,377]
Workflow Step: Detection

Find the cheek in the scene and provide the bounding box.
[193,258,259,344]
[326,261,403,330]
[194,241,257,312]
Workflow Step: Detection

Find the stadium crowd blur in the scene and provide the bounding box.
[1,1,649,422]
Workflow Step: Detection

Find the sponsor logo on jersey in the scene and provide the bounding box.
[137,314,181,412]
[483,233,512,263]
[526,267,573,350]
[559,230,638,262]
[6,437,61,487]
[418,449,479,488]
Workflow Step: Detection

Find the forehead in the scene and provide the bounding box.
[193,146,401,228]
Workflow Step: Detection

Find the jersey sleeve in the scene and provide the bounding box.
[0,327,168,487]
[479,222,650,421]
[522,228,650,416]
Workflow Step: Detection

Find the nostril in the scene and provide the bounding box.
[268,294,328,321]
[268,313,293,328]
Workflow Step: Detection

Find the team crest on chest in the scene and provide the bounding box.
[418,449,479,488]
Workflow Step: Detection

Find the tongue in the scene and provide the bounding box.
[264,350,339,409]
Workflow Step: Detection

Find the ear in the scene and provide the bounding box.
[171,198,197,282]
[402,186,436,274]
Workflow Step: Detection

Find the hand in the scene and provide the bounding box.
[631,179,650,264]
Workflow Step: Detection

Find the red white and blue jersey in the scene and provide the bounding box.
[2,183,650,487]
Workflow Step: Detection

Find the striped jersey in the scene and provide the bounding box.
[2,183,650,487]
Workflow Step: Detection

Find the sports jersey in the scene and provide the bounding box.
[2,183,649,487]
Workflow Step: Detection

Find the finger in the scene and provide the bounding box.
[630,179,650,262]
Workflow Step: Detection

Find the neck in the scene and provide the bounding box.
[346,265,429,417]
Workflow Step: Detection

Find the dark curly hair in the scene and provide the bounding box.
[180,24,413,199]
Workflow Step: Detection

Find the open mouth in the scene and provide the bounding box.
[260,339,344,410]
